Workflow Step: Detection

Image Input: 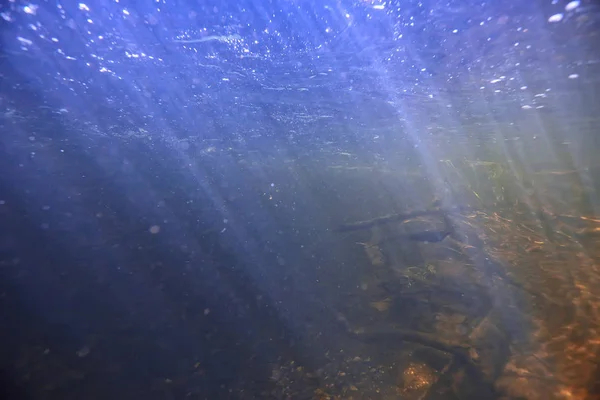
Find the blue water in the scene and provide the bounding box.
[1,0,599,398]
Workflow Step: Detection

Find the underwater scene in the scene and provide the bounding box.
[1,0,600,399]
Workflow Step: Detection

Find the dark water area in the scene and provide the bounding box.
[0,134,353,399]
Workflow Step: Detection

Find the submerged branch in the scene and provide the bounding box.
[337,206,476,232]
[355,328,494,386]
[355,328,471,356]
